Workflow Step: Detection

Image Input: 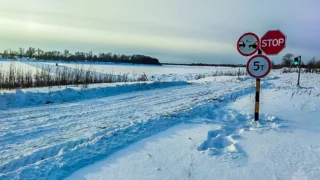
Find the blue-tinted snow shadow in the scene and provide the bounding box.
[65,123,213,180]
[0,114,185,180]
[297,85,315,90]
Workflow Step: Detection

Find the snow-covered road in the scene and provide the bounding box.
[0,77,257,180]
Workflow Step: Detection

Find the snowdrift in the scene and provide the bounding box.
[0,81,189,109]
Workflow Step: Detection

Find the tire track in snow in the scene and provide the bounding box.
[1,84,210,137]
[0,83,236,148]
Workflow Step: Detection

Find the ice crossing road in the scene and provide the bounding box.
[0,79,253,180]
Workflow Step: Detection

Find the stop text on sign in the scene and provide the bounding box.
[261,38,285,47]
[260,30,286,55]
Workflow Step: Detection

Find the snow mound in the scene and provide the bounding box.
[197,110,288,161]
[0,81,189,109]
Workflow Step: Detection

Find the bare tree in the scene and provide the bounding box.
[282,53,294,67]
[3,50,9,58]
[307,57,317,68]
[26,47,36,59]
[36,48,44,58]
[9,49,18,59]
[316,59,320,68]
[18,47,25,58]
[64,50,69,59]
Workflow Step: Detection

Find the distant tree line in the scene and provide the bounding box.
[1,47,161,65]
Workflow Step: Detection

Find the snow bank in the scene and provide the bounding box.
[0,81,189,109]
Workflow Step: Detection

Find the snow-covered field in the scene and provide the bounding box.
[44,61,243,76]
[0,59,246,83]
[0,60,42,75]
[43,61,246,81]
[1,61,320,180]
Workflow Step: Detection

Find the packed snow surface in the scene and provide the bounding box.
[0,61,319,180]
[67,73,320,180]
[0,74,255,180]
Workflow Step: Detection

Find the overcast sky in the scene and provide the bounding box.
[0,0,319,64]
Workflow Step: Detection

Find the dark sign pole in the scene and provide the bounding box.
[254,49,262,121]
[238,64,241,79]
[297,56,302,86]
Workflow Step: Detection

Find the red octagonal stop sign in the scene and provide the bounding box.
[260,30,286,55]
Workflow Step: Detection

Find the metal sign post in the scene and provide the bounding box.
[297,56,302,86]
[255,50,262,120]
[237,64,241,79]
[255,78,261,120]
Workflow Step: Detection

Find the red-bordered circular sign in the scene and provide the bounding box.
[246,54,272,79]
[237,32,260,56]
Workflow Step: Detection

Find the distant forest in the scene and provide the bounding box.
[0,47,161,65]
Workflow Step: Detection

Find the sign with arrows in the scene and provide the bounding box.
[237,32,260,56]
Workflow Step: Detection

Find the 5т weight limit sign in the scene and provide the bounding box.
[246,55,271,79]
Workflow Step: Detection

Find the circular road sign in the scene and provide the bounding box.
[237,32,260,56]
[246,54,272,79]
